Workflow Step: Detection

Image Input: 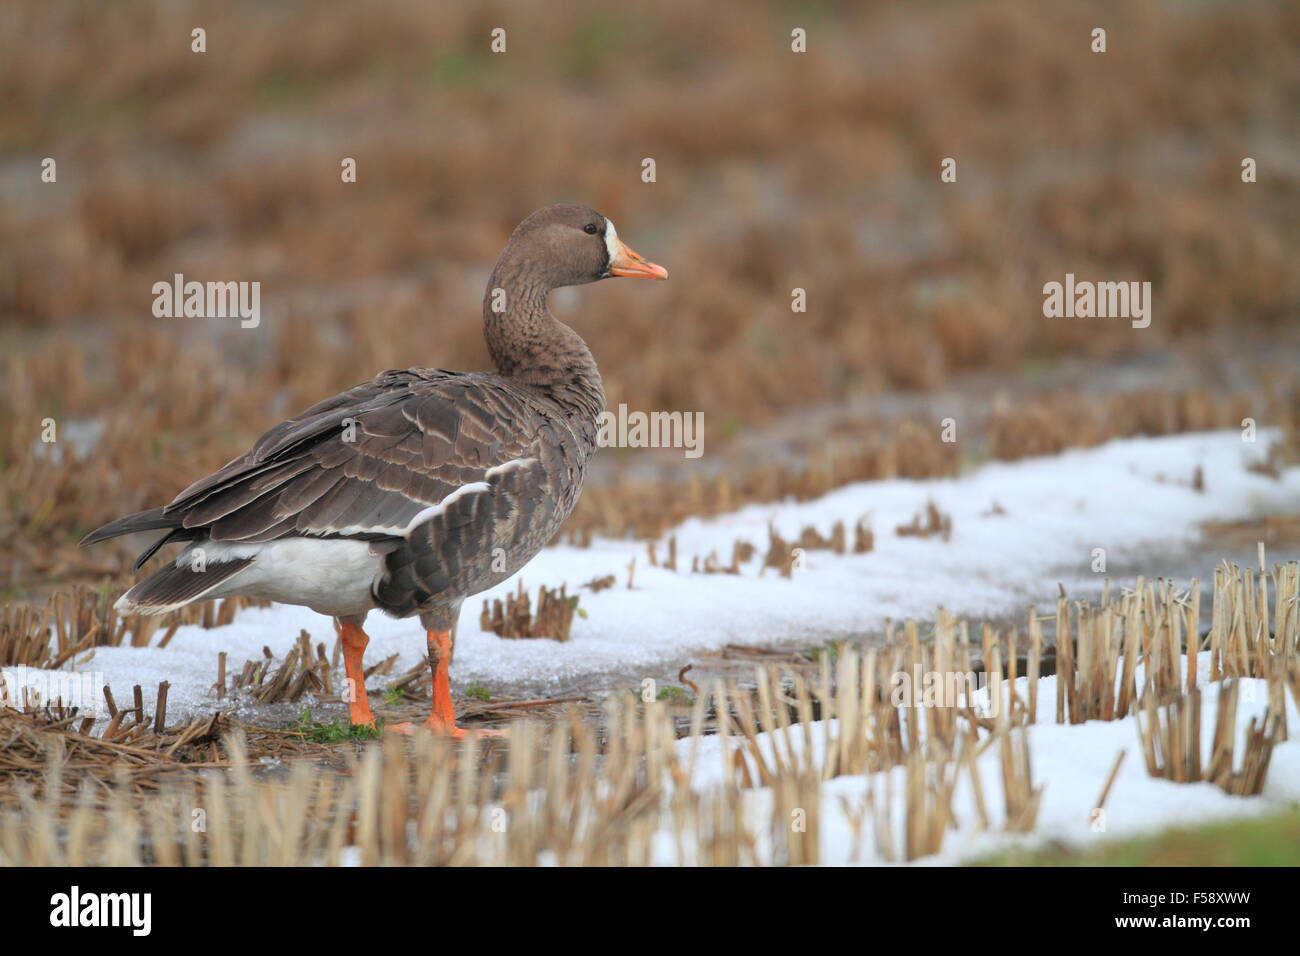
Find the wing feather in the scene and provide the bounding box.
[159,369,553,545]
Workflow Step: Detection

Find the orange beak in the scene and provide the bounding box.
[608,239,668,280]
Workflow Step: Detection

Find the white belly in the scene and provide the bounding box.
[193,538,383,617]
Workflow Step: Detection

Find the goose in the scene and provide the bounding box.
[82,204,668,736]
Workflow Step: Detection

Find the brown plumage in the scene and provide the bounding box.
[82,203,668,734]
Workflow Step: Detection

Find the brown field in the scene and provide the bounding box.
[2,0,1297,602]
[0,0,1299,870]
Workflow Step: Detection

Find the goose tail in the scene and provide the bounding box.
[114,557,253,616]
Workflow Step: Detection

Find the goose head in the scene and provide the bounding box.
[506,203,668,288]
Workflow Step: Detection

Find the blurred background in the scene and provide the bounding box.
[1,0,1297,600]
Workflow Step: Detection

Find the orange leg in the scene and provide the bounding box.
[339,619,375,727]
[388,630,504,738]
[426,628,459,733]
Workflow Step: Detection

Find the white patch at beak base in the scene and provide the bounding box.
[603,217,620,271]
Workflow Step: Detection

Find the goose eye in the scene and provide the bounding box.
[584,223,599,235]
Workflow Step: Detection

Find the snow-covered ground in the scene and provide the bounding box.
[4,430,1299,723]
[663,656,1300,865]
